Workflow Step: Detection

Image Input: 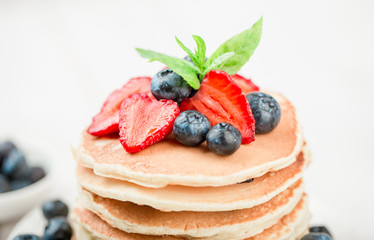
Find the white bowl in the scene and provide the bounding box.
[0,144,57,222]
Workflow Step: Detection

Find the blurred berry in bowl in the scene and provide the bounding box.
[0,141,46,193]
[0,140,56,221]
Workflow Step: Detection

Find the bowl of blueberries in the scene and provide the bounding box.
[0,140,56,221]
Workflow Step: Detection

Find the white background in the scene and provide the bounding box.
[1,0,374,239]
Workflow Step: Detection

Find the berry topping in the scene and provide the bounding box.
[0,174,10,193]
[231,74,259,94]
[13,235,42,240]
[173,110,211,146]
[119,93,180,153]
[309,226,332,238]
[88,76,152,136]
[2,149,29,180]
[0,141,16,167]
[10,179,31,191]
[151,69,192,102]
[301,233,332,240]
[44,217,72,240]
[28,166,46,183]
[206,123,242,156]
[180,70,255,144]
[42,200,69,220]
[246,92,281,134]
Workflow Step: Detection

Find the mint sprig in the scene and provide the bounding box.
[136,48,201,89]
[206,16,263,75]
[136,16,263,90]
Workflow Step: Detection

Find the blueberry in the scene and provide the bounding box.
[151,69,192,102]
[44,216,72,240]
[309,226,332,238]
[188,88,198,98]
[10,179,31,191]
[28,166,46,183]
[301,233,332,240]
[2,149,29,180]
[43,200,69,220]
[13,235,42,240]
[206,123,242,156]
[0,174,10,193]
[173,110,211,146]
[183,55,208,65]
[0,141,16,168]
[246,92,281,134]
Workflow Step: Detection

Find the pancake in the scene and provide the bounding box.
[71,195,310,240]
[72,93,303,188]
[76,147,309,212]
[77,180,304,239]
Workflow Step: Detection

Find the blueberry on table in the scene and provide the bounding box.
[10,179,31,191]
[173,110,211,146]
[0,174,10,193]
[151,68,192,102]
[246,92,281,134]
[301,233,332,240]
[44,216,72,240]
[0,141,16,167]
[206,123,242,156]
[309,226,332,238]
[13,235,42,240]
[43,200,69,220]
[2,149,29,180]
[28,166,46,183]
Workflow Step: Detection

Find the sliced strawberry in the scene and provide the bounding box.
[119,93,180,153]
[87,77,152,136]
[231,74,260,94]
[180,70,255,144]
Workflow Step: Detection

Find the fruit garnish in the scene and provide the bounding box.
[87,76,152,136]
[119,93,180,153]
[309,226,333,238]
[231,74,260,94]
[43,200,69,220]
[13,235,42,240]
[0,175,9,193]
[180,70,255,144]
[136,17,262,91]
[206,123,242,156]
[151,69,192,102]
[44,217,73,240]
[173,110,211,146]
[300,233,332,240]
[246,92,281,134]
[2,148,28,180]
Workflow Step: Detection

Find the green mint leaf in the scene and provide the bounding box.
[192,35,207,68]
[206,16,263,75]
[203,52,235,76]
[175,36,199,65]
[136,48,201,90]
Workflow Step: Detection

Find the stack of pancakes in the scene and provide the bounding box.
[71,93,311,240]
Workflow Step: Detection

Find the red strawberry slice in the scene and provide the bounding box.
[88,77,152,136]
[119,93,180,153]
[180,70,255,144]
[231,74,259,94]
